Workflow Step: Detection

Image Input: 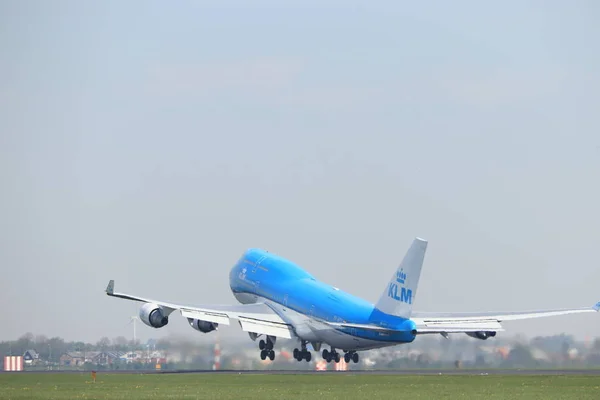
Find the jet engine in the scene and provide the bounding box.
[466,331,497,340]
[139,303,169,328]
[188,318,218,333]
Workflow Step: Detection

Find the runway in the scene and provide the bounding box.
[150,368,600,376]
[5,368,600,375]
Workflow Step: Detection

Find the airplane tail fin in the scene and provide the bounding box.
[374,237,428,319]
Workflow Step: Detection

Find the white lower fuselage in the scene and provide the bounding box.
[233,291,398,351]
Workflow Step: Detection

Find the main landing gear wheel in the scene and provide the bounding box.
[259,339,273,351]
[344,351,360,363]
[260,349,275,361]
[322,348,340,363]
[258,337,275,360]
[293,343,312,362]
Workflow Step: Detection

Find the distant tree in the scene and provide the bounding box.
[97,337,111,352]
[474,353,486,367]
[16,333,34,353]
[73,341,86,352]
[156,338,171,350]
[34,335,50,360]
[35,335,48,346]
[505,344,535,368]
[47,337,66,363]
[561,340,570,361]
[112,336,129,351]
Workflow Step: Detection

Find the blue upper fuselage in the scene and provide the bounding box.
[229,248,416,343]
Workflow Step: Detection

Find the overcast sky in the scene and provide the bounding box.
[1,1,599,345]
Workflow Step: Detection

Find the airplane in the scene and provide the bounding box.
[105,237,600,364]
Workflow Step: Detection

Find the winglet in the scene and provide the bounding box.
[106,280,115,296]
[593,301,600,312]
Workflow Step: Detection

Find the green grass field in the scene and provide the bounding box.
[1,373,599,400]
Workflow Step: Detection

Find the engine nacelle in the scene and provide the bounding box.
[188,318,218,333]
[466,331,497,340]
[139,303,169,328]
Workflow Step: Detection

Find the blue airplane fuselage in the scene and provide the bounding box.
[228,248,416,349]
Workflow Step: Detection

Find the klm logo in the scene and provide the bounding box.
[396,269,406,284]
[388,282,412,304]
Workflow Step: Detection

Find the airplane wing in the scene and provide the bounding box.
[105,280,295,339]
[411,303,600,334]
[326,303,600,335]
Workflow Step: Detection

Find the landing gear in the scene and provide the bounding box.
[322,348,341,363]
[344,351,359,363]
[258,336,276,361]
[260,349,275,361]
[293,341,312,362]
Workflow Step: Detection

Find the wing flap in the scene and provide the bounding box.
[180,309,231,325]
[237,317,295,339]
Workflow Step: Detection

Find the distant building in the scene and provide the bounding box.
[93,351,127,365]
[59,351,98,366]
[23,350,39,365]
[60,351,129,366]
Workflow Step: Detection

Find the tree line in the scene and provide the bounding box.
[0,333,175,363]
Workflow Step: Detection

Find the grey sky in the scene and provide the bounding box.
[1,1,599,344]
